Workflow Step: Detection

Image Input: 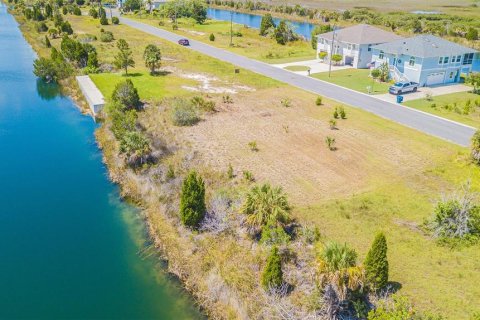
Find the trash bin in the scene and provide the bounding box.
[396,95,404,104]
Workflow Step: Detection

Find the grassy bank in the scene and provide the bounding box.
[13,7,480,319]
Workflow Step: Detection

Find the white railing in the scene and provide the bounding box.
[389,65,409,82]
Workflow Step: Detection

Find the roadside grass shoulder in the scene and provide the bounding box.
[311,68,391,95]
[404,91,480,128]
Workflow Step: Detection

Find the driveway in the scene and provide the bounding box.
[375,84,472,104]
[118,16,475,147]
[272,59,351,76]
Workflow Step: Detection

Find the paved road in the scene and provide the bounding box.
[119,16,476,147]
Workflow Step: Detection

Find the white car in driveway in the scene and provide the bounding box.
[389,81,419,95]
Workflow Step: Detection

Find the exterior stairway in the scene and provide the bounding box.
[389,65,409,82]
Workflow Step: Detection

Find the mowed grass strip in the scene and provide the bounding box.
[312,68,391,94]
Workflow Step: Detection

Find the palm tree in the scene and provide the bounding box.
[240,183,290,229]
[317,242,365,300]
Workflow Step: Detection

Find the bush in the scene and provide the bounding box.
[331,54,343,65]
[259,13,275,36]
[36,21,48,32]
[112,16,119,24]
[119,130,151,167]
[99,31,114,42]
[111,79,141,110]
[171,99,200,126]
[73,6,81,16]
[472,130,480,164]
[261,246,283,290]
[89,7,98,18]
[260,222,290,246]
[179,171,206,229]
[364,232,389,291]
[191,96,215,112]
[325,136,336,150]
[315,96,322,106]
[209,33,215,41]
[318,51,328,60]
[428,182,480,240]
[61,21,73,34]
[100,15,108,25]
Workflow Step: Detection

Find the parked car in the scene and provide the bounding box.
[389,81,419,95]
[178,39,190,46]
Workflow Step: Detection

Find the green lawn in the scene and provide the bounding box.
[284,65,310,71]
[404,91,480,128]
[311,69,391,95]
[129,15,316,64]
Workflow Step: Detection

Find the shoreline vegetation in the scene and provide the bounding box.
[7,0,480,319]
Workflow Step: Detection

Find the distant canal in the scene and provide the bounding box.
[0,4,203,319]
[207,7,317,40]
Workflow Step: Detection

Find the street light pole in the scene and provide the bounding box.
[328,25,336,78]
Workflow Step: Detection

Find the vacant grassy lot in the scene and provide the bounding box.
[312,68,391,94]
[404,91,480,128]
[23,12,480,318]
[129,15,316,64]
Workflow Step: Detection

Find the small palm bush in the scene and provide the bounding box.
[316,96,323,106]
[325,136,336,150]
[241,183,290,229]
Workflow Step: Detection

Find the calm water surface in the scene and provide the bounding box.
[207,7,316,40]
[0,4,203,319]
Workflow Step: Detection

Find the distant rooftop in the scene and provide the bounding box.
[372,34,477,58]
[317,24,403,45]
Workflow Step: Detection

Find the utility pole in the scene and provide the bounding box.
[328,25,336,78]
[230,10,233,47]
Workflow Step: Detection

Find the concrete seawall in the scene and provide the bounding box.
[76,75,105,115]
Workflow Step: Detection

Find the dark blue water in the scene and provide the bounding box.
[0,4,203,319]
[207,7,316,40]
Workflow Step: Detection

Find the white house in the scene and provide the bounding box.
[316,24,403,69]
[371,35,479,86]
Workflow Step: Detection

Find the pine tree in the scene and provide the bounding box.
[179,171,206,229]
[261,246,283,290]
[364,232,389,291]
[259,13,275,36]
[114,39,135,75]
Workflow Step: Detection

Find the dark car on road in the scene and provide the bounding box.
[389,81,419,95]
[178,39,190,46]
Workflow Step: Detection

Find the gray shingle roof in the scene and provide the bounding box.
[372,35,477,58]
[317,24,403,45]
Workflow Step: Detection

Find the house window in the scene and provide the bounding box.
[409,56,415,66]
[379,51,384,59]
[456,55,462,63]
[444,56,449,64]
[450,72,454,79]
[368,45,372,52]
[463,53,474,65]
[319,38,324,44]
[438,56,443,64]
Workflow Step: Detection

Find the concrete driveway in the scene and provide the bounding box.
[375,84,472,104]
[118,15,475,146]
[272,59,351,76]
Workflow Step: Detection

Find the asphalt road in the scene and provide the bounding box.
[119,16,476,147]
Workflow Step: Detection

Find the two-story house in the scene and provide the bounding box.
[316,24,403,69]
[371,35,479,86]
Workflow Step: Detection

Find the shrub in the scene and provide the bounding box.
[331,54,343,65]
[45,35,51,48]
[259,13,275,36]
[33,57,58,83]
[61,21,73,34]
[166,164,175,181]
[364,232,389,291]
[325,136,336,150]
[191,96,215,112]
[318,51,328,60]
[110,108,137,139]
[248,141,258,151]
[36,21,48,32]
[171,99,200,126]
[260,222,290,246]
[112,16,119,24]
[241,183,290,229]
[473,130,480,164]
[280,98,291,108]
[179,171,206,229]
[73,6,81,16]
[209,33,215,41]
[261,246,283,290]
[315,96,322,106]
[333,108,339,119]
[329,119,336,130]
[338,106,346,119]
[111,79,141,111]
[222,94,233,104]
[227,164,234,179]
[318,241,357,272]
[89,7,98,18]
[100,15,108,25]
[119,130,151,167]
[242,170,254,182]
[300,225,321,244]
[99,31,114,42]
[428,182,480,240]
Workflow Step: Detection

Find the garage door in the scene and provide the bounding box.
[426,72,445,86]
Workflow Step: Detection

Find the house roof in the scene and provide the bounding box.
[317,24,403,45]
[372,35,477,58]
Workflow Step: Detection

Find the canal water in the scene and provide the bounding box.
[0,4,203,319]
[207,7,316,40]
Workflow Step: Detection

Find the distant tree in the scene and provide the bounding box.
[24,8,33,20]
[100,14,108,25]
[274,20,297,45]
[73,6,81,15]
[123,0,142,11]
[261,246,283,290]
[44,3,53,18]
[87,50,99,69]
[61,21,73,34]
[111,79,141,110]
[241,183,290,229]
[114,39,135,75]
[466,27,479,41]
[364,232,389,291]
[259,13,275,36]
[76,0,85,5]
[62,6,68,15]
[190,0,207,24]
[342,9,351,20]
[179,171,206,229]
[310,24,331,49]
[143,44,161,74]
